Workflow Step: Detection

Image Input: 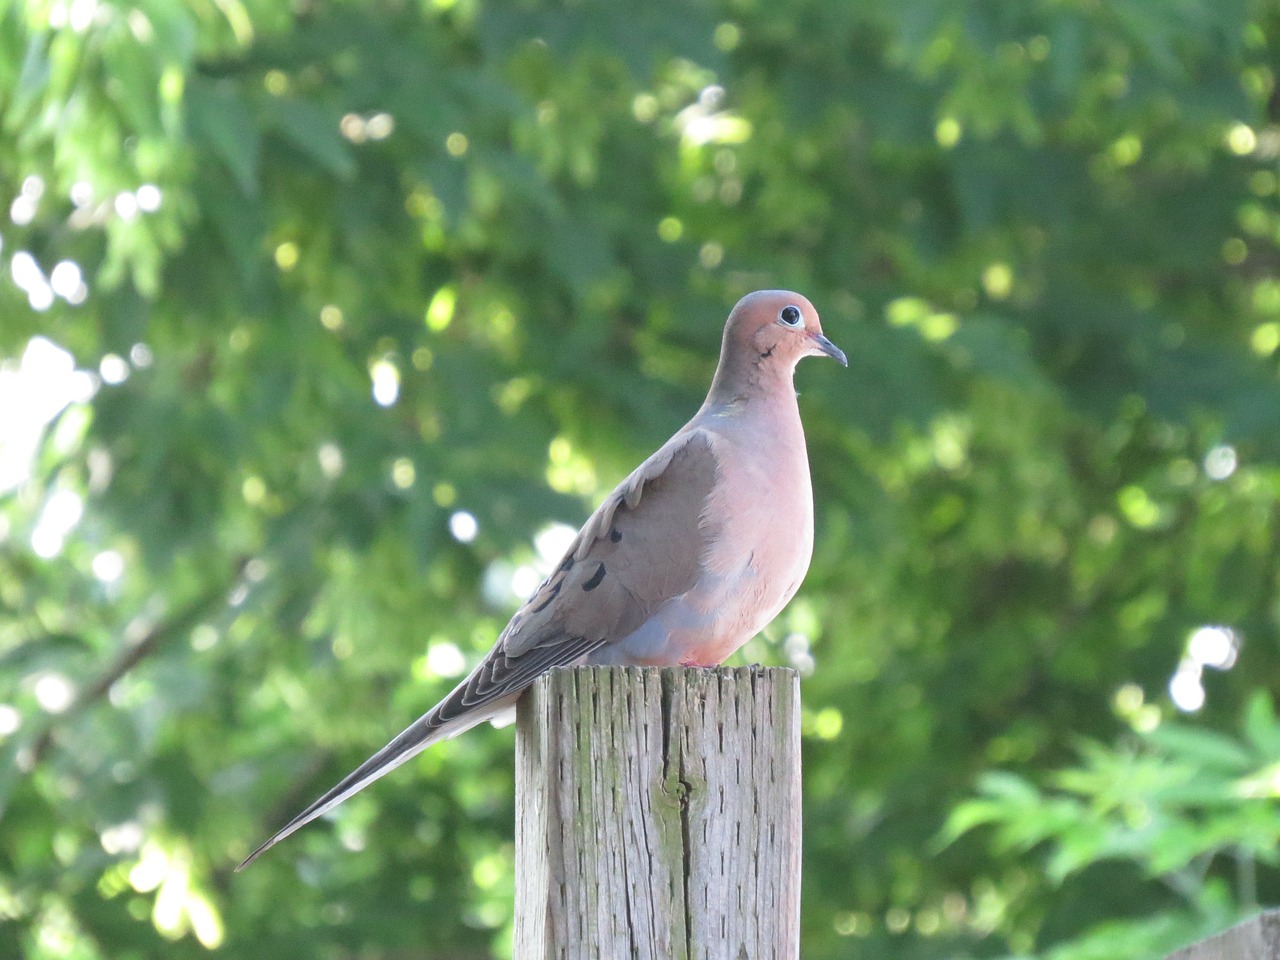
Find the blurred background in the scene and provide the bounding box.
[2,0,1280,957]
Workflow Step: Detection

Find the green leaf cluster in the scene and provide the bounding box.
[945,692,1280,959]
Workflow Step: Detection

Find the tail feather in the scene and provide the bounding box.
[236,698,511,871]
[237,630,603,870]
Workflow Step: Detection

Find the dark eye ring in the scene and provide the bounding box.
[779,305,802,326]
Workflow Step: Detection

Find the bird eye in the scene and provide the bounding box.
[779,305,803,326]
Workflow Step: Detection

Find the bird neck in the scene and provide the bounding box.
[703,340,797,410]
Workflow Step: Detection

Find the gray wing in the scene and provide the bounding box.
[237,430,719,869]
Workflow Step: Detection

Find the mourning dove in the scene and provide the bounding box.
[238,289,845,869]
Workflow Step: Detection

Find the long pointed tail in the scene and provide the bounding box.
[236,698,511,871]
[237,629,604,870]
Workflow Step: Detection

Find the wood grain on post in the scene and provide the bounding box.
[1165,910,1280,960]
[514,665,801,960]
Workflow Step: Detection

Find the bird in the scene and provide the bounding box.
[237,289,845,870]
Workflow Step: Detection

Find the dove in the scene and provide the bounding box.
[238,289,845,869]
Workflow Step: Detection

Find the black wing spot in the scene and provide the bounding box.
[558,555,575,573]
[581,563,606,591]
[609,528,622,543]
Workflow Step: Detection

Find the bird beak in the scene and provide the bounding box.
[811,334,848,367]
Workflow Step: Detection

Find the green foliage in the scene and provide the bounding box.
[1,0,1279,958]
[944,691,1280,959]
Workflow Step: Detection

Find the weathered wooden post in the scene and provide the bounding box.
[514,665,802,959]
[1165,910,1280,960]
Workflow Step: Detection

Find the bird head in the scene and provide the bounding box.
[725,290,847,372]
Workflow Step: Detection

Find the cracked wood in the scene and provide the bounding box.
[514,665,802,959]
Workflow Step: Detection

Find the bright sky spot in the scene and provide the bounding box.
[49,260,81,298]
[34,672,75,713]
[129,343,153,367]
[136,184,162,211]
[99,353,129,384]
[478,521,581,609]
[426,641,466,678]
[1187,625,1238,670]
[100,821,143,855]
[92,549,125,583]
[10,250,41,288]
[1170,623,1239,711]
[370,358,400,406]
[113,192,139,221]
[9,175,43,224]
[534,522,577,567]
[449,510,478,543]
[68,0,98,33]
[0,704,21,736]
[0,340,93,488]
[0,337,96,494]
[10,250,54,309]
[1203,444,1237,480]
[511,564,540,600]
[28,283,53,311]
[10,194,36,225]
[365,113,395,140]
[1169,662,1205,712]
[32,488,84,557]
[31,526,63,558]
